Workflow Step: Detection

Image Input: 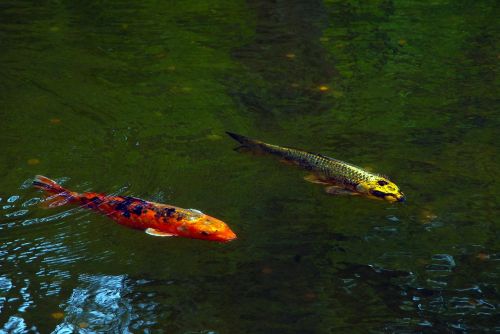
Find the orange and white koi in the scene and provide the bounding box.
[227,132,405,202]
[33,175,236,242]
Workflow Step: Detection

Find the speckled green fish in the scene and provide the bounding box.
[227,132,405,203]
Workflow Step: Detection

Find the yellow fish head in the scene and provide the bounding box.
[356,178,405,202]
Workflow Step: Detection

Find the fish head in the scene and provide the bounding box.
[183,209,237,242]
[356,178,405,202]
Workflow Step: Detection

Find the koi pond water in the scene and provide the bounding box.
[0,1,498,333]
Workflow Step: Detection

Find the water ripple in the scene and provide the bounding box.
[21,197,43,208]
[7,195,20,203]
[1,315,30,333]
[52,274,133,334]
[5,209,29,218]
[426,254,456,273]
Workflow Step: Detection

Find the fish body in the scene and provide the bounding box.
[227,132,405,202]
[33,175,236,242]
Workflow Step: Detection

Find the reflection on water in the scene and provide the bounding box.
[334,262,499,332]
[53,275,133,334]
[1,315,31,333]
[1,273,159,334]
[0,187,119,333]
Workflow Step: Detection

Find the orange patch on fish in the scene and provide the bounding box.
[33,175,236,242]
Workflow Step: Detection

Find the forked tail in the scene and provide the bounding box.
[33,175,76,206]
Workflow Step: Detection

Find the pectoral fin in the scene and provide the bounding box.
[324,186,358,196]
[304,174,330,185]
[278,158,297,166]
[145,228,176,237]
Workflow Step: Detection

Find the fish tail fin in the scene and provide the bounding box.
[33,175,76,208]
[33,175,66,194]
[226,132,262,149]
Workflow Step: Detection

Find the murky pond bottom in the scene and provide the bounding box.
[0,1,498,333]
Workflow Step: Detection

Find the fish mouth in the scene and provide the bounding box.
[224,231,237,242]
[370,190,405,203]
[213,230,237,242]
[389,194,405,203]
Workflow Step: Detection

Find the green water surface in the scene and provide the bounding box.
[0,1,498,333]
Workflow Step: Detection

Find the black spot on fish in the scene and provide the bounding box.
[81,196,103,209]
[91,196,103,204]
[115,199,130,212]
[115,197,136,218]
[133,205,143,216]
[87,196,103,208]
[377,180,389,186]
[200,231,209,236]
[163,208,176,217]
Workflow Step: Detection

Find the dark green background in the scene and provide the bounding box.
[0,0,498,333]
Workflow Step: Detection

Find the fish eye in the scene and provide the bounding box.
[200,231,209,236]
[377,180,388,186]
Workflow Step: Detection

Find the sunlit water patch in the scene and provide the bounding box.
[0,181,120,332]
[52,274,134,334]
[50,275,212,333]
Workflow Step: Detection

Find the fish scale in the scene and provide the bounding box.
[260,142,376,185]
[32,175,237,242]
[227,132,405,202]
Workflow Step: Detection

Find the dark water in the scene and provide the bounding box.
[1,0,498,333]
